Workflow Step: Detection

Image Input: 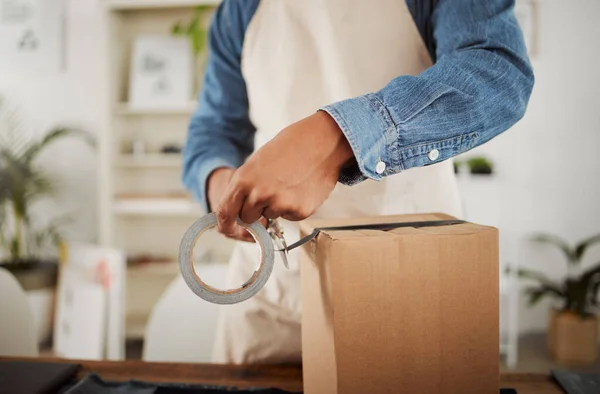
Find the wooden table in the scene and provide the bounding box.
[1,357,564,393]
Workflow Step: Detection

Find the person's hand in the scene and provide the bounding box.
[215,111,354,237]
[207,167,265,242]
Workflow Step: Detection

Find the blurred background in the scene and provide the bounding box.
[0,0,599,373]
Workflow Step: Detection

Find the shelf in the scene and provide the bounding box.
[128,260,181,276]
[113,197,202,216]
[115,102,198,116]
[116,154,182,168]
[106,0,220,11]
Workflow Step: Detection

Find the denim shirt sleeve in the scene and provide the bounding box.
[321,0,535,185]
[182,0,260,213]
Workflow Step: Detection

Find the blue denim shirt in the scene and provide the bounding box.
[183,0,534,213]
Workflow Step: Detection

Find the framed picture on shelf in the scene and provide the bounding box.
[128,34,193,110]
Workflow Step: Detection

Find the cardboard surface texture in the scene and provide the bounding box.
[300,213,499,394]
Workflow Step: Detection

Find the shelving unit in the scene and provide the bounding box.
[115,102,198,116]
[106,0,220,11]
[113,198,201,216]
[116,154,183,168]
[100,0,225,339]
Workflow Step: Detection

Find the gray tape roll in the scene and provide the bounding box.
[178,212,275,305]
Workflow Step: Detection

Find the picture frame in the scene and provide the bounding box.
[128,34,193,110]
[0,0,66,72]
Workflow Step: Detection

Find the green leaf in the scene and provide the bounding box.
[22,128,95,164]
[466,156,493,172]
[516,268,562,290]
[581,262,600,280]
[191,31,202,56]
[195,5,211,13]
[25,213,71,255]
[591,278,600,307]
[525,286,561,306]
[0,205,6,249]
[531,233,576,264]
[187,17,199,35]
[170,6,211,58]
[172,23,183,35]
[9,235,19,261]
[575,234,600,261]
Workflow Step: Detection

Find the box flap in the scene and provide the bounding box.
[299,213,493,242]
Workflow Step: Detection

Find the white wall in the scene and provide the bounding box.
[461,0,600,333]
[0,0,105,245]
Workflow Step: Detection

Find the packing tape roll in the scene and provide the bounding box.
[178,212,275,305]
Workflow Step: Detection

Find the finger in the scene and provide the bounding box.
[263,206,284,220]
[234,224,256,243]
[218,224,253,243]
[216,186,246,237]
[281,208,312,222]
[237,217,269,242]
[239,192,267,224]
[281,213,303,222]
[258,217,268,227]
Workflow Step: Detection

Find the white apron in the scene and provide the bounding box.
[212,0,462,364]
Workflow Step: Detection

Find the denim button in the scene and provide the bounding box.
[376,161,386,174]
[428,149,440,161]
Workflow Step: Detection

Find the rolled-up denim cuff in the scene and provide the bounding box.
[320,93,397,185]
[196,157,237,213]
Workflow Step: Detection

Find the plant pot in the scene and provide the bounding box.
[548,309,599,365]
[0,259,59,345]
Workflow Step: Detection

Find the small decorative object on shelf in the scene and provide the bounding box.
[132,138,146,156]
[161,143,182,154]
[466,156,493,175]
[509,233,600,365]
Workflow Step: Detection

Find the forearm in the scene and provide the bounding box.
[321,0,534,185]
[182,0,258,212]
[182,114,253,213]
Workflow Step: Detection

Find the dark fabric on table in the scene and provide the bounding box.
[0,360,80,394]
[552,370,600,394]
[66,373,517,394]
[64,373,300,394]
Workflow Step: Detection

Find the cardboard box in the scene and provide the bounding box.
[300,213,499,394]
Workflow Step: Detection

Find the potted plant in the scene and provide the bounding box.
[0,97,94,342]
[466,156,493,175]
[514,233,600,365]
